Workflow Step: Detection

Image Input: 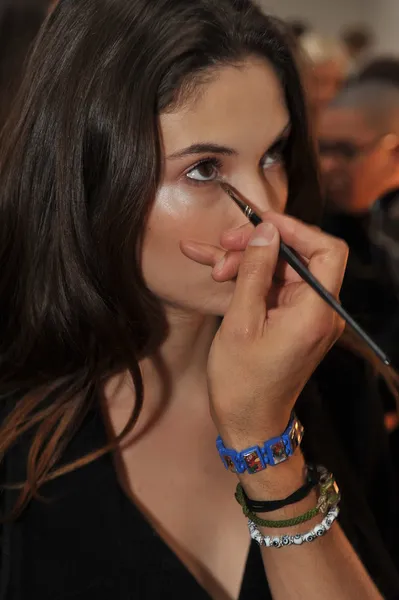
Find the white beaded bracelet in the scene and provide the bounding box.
[248,506,340,548]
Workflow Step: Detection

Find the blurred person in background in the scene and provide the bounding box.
[0,0,49,131]
[286,19,310,41]
[341,26,374,70]
[357,57,399,88]
[298,32,350,128]
[319,80,399,438]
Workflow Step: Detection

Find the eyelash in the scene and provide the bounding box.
[184,138,288,185]
[264,137,289,168]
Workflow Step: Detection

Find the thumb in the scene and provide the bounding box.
[227,222,280,331]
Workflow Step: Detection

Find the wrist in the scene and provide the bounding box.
[216,412,303,475]
[239,453,325,535]
[219,409,292,449]
[238,448,306,500]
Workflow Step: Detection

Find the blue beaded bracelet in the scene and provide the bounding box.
[216,413,304,474]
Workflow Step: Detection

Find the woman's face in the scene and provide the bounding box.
[142,58,290,316]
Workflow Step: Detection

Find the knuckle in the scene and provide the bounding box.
[305,310,337,344]
[334,316,346,338]
[315,323,333,344]
[223,225,251,247]
[333,238,349,258]
[317,241,348,270]
[233,229,249,246]
[323,314,345,343]
[260,209,272,220]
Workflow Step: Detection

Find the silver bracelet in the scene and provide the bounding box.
[248,505,339,548]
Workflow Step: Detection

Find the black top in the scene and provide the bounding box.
[323,189,399,370]
[1,346,399,599]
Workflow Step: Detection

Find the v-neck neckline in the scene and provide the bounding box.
[116,480,271,599]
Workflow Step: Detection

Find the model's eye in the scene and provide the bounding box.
[186,158,222,183]
[261,138,288,170]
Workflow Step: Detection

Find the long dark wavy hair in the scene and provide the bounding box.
[0,0,49,131]
[0,0,323,516]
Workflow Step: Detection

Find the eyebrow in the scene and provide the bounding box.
[167,122,291,160]
[167,143,236,160]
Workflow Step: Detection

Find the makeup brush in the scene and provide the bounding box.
[220,182,391,367]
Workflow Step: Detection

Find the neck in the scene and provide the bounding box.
[105,311,221,435]
[141,309,220,396]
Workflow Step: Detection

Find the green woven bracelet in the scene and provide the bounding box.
[235,483,320,528]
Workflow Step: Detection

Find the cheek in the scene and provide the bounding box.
[140,184,232,288]
[140,208,204,300]
[141,189,195,280]
[353,158,377,189]
[143,184,227,248]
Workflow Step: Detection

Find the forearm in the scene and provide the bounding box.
[239,451,383,600]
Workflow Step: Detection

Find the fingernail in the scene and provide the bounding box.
[248,222,276,246]
[214,256,226,272]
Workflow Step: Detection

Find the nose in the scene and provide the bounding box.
[229,175,285,217]
[319,154,340,175]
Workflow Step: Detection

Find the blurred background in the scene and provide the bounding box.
[261,0,398,53]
